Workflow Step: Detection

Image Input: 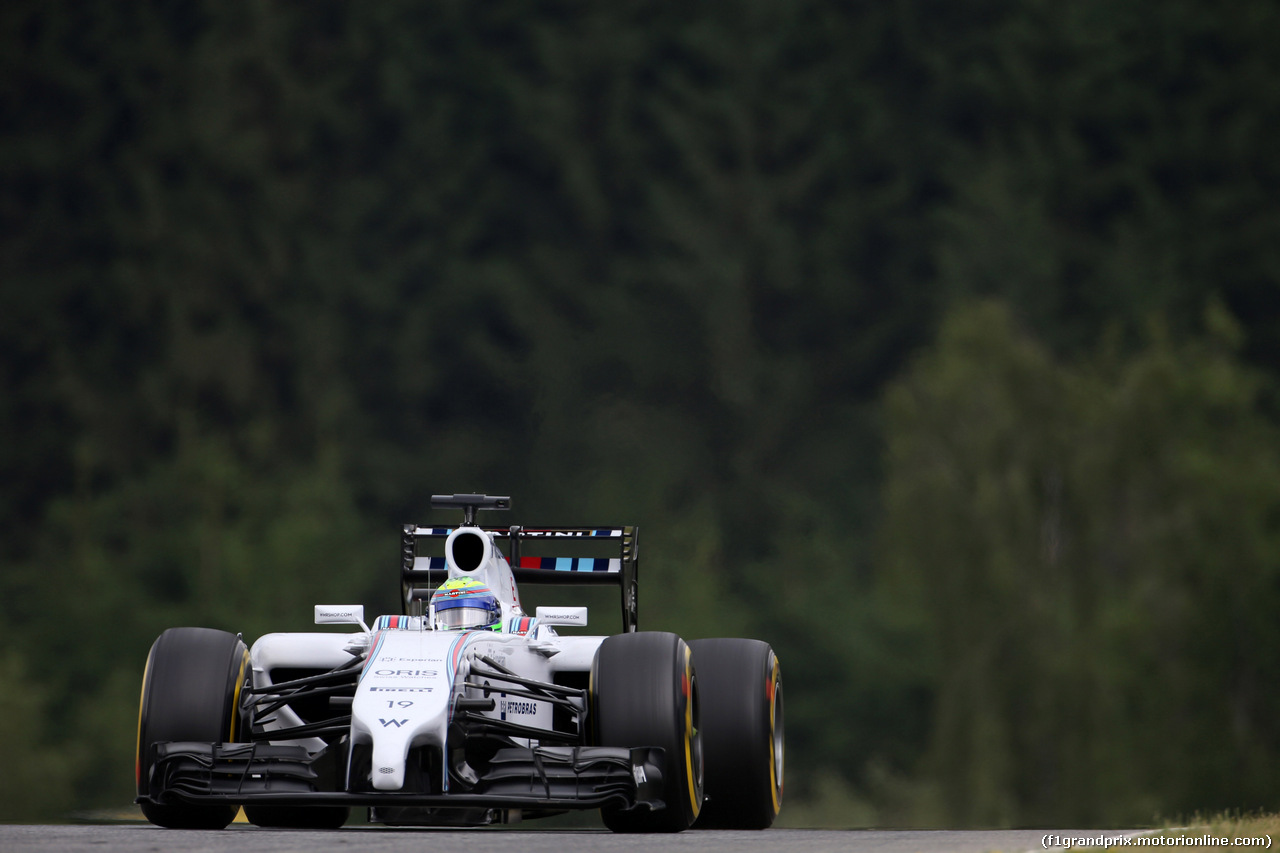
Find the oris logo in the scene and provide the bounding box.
[373,669,440,677]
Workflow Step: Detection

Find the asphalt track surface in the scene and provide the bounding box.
[0,825,1142,853]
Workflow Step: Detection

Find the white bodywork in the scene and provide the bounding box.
[250,632,354,753]
[247,525,605,792]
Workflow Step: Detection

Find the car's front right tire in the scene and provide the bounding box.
[689,638,784,829]
[136,627,248,829]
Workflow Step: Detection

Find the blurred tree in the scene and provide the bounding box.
[883,301,1280,825]
[4,0,1280,826]
[928,0,1280,361]
[0,653,74,821]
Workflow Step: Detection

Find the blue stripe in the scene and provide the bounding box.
[517,557,622,572]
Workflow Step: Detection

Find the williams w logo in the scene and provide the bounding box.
[380,718,409,728]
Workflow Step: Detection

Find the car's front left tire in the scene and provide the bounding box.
[136,627,248,829]
[591,631,704,833]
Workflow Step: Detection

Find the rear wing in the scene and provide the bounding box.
[401,525,639,632]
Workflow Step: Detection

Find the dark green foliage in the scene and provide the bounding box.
[2,0,1279,825]
[884,303,1280,825]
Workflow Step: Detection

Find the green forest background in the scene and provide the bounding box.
[4,0,1280,828]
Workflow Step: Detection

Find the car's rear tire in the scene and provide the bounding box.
[136,627,248,830]
[592,631,704,833]
[243,804,350,829]
[689,638,784,829]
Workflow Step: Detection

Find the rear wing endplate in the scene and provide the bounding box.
[401,525,639,632]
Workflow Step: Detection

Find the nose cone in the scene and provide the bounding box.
[371,740,409,790]
[353,630,456,791]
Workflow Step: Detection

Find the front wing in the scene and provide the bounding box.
[138,741,665,813]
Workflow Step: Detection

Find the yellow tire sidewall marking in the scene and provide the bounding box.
[136,647,153,789]
[768,655,782,814]
[230,647,249,742]
[682,644,701,818]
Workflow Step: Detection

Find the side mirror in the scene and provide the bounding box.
[315,605,370,633]
[534,606,588,628]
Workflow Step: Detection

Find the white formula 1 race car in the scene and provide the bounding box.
[135,494,784,832]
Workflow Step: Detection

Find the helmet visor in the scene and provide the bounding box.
[435,603,499,630]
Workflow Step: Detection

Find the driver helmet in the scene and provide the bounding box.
[430,577,502,631]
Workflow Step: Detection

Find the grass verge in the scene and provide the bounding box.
[1139,813,1277,851]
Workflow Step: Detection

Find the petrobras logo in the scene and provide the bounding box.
[500,699,538,716]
